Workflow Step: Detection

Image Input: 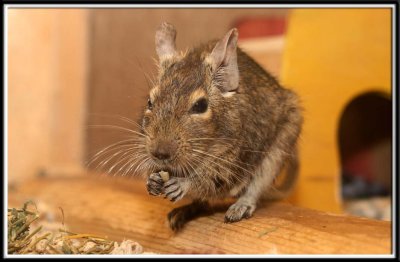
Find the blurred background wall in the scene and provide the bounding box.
[8,9,88,183]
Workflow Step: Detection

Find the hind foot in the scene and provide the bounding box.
[167,200,209,232]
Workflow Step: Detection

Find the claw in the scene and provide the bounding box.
[170,191,183,202]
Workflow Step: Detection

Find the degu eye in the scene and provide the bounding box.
[147,98,153,110]
[190,98,208,114]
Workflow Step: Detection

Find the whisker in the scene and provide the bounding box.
[86,139,144,167]
[137,158,153,175]
[87,124,147,138]
[107,148,146,175]
[188,156,218,196]
[190,149,245,195]
[95,147,138,173]
[141,157,157,177]
[183,156,205,193]
[192,149,254,177]
[120,152,149,177]
[189,137,290,157]
[131,156,152,176]
[191,152,246,188]
[188,137,240,142]
[136,58,154,90]
[89,113,140,127]
[89,113,151,137]
[190,141,259,170]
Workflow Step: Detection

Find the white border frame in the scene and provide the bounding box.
[3,3,397,259]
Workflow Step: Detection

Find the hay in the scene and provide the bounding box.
[8,201,149,255]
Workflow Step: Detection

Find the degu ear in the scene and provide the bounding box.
[208,28,239,92]
[155,22,177,62]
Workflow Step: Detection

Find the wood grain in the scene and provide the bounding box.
[8,174,391,254]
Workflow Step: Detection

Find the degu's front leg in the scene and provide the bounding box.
[146,172,207,231]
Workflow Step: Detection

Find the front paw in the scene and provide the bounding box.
[224,201,256,223]
[164,177,186,202]
[146,172,164,196]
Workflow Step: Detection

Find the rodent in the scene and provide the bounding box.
[141,22,303,231]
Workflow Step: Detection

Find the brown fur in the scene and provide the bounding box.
[142,23,303,230]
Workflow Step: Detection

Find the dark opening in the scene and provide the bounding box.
[339,91,392,201]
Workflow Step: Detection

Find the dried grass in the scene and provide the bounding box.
[8,201,148,255]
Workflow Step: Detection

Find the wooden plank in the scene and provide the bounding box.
[8,174,391,254]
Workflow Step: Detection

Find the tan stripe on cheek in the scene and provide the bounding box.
[149,86,160,101]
